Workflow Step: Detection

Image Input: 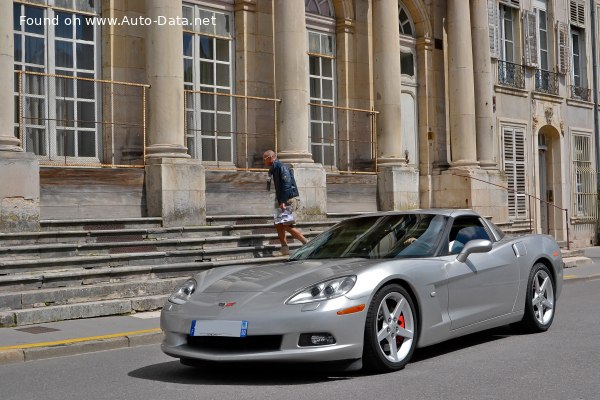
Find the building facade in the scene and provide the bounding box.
[0,0,598,248]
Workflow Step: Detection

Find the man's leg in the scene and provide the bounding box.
[275,224,289,255]
[285,226,307,244]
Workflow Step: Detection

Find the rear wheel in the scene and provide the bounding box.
[362,284,417,373]
[513,263,555,333]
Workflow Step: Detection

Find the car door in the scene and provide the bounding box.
[444,216,520,330]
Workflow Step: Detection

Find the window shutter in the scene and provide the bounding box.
[499,0,520,8]
[523,11,538,67]
[503,127,527,219]
[570,0,586,28]
[488,0,500,59]
[557,22,570,74]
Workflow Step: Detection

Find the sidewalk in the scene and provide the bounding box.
[1,252,600,366]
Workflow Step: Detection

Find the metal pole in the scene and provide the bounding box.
[591,0,600,244]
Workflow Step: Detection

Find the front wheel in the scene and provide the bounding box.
[362,284,418,373]
[514,263,556,333]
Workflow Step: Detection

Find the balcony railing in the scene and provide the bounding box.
[535,69,559,95]
[569,85,591,102]
[497,60,525,89]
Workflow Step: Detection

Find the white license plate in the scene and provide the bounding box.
[190,320,248,337]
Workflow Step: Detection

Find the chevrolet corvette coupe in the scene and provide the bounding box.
[160,209,563,372]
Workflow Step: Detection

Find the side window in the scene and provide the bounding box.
[448,217,492,255]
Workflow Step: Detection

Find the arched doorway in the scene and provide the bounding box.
[536,125,563,238]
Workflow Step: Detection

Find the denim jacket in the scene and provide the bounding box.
[269,159,299,205]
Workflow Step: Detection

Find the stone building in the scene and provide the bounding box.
[0,0,598,248]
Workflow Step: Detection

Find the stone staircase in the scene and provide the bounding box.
[0,215,347,328]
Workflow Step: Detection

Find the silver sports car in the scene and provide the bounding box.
[160,209,563,372]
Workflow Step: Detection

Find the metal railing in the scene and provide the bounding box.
[497,60,525,89]
[535,69,559,95]
[16,70,149,168]
[452,173,571,249]
[184,89,379,173]
[569,85,592,102]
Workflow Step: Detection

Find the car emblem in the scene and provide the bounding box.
[218,302,236,308]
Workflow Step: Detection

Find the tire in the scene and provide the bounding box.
[362,284,418,373]
[513,263,556,333]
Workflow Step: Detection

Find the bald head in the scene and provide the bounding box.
[263,150,276,166]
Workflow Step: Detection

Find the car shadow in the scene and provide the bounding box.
[411,325,518,363]
[128,361,360,385]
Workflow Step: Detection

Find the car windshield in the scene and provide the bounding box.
[290,213,448,260]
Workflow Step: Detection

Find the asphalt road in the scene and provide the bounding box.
[1,279,599,400]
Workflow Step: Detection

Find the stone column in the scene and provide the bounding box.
[372,0,418,210]
[471,0,496,168]
[447,0,478,166]
[274,0,312,164]
[144,0,205,226]
[273,0,326,218]
[0,0,40,232]
[372,0,403,165]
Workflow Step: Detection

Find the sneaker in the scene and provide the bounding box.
[280,245,290,256]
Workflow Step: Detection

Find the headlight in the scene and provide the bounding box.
[286,276,357,305]
[168,279,197,305]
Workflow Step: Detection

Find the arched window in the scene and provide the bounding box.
[306,0,337,167]
[398,3,415,37]
[305,0,334,18]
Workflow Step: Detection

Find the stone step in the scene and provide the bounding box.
[40,217,163,232]
[0,253,290,293]
[0,240,305,276]
[0,230,323,262]
[0,221,334,247]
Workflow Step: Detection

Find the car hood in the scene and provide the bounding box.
[193,258,376,294]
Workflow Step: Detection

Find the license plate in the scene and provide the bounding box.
[190,320,248,337]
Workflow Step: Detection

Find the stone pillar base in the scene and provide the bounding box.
[432,168,508,222]
[289,163,326,220]
[0,151,40,232]
[377,165,420,211]
[145,158,206,227]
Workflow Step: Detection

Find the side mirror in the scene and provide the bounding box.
[456,239,492,263]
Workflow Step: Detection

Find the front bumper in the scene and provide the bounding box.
[160,294,369,363]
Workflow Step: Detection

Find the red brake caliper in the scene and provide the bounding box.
[396,314,405,346]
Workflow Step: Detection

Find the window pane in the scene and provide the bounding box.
[216,39,229,62]
[77,79,95,99]
[201,87,215,110]
[311,122,322,142]
[78,101,95,128]
[201,112,215,134]
[184,59,193,83]
[309,57,320,76]
[55,40,73,68]
[25,7,44,35]
[323,123,334,141]
[14,4,21,31]
[200,37,213,59]
[322,104,333,122]
[56,75,74,97]
[56,130,75,156]
[25,72,45,96]
[56,99,74,127]
[25,36,45,65]
[216,63,229,86]
[183,34,193,57]
[26,97,46,125]
[56,12,72,38]
[217,113,231,133]
[310,78,320,98]
[217,92,231,112]
[312,144,322,163]
[76,15,94,41]
[75,0,96,13]
[76,43,94,70]
[26,128,46,155]
[310,105,321,120]
[323,145,333,166]
[215,13,230,37]
[14,34,22,62]
[309,32,320,53]
[322,80,333,100]
[400,52,414,76]
[199,9,215,34]
[217,138,231,161]
[321,35,334,56]
[200,62,214,84]
[321,58,332,77]
[202,137,216,160]
[78,131,96,156]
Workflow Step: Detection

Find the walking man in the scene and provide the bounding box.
[263,150,308,255]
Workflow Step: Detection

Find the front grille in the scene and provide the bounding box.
[187,335,283,353]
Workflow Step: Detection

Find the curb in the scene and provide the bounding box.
[0,329,163,365]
